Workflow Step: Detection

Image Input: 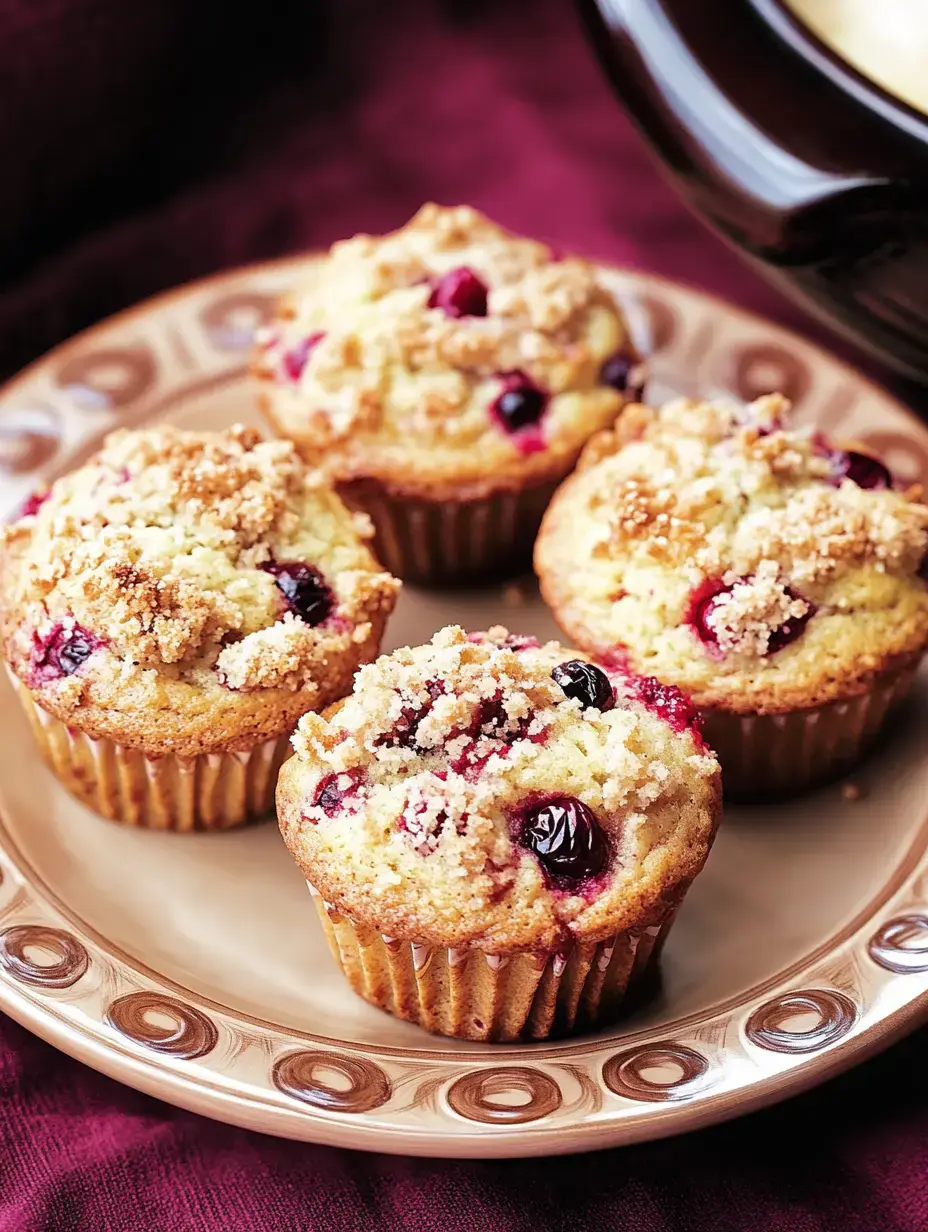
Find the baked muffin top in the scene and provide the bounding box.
[277,625,720,953]
[254,204,641,496]
[535,394,928,712]
[0,425,399,755]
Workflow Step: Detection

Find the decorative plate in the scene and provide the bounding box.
[0,260,927,1159]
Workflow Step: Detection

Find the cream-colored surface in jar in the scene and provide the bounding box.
[788,0,928,115]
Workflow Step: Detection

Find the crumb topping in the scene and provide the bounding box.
[0,426,399,707]
[279,625,719,949]
[701,562,810,657]
[535,394,928,710]
[254,204,638,482]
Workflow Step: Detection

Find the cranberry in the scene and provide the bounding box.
[313,770,362,818]
[767,605,815,653]
[18,490,49,519]
[470,691,535,739]
[828,449,892,491]
[282,331,325,382]
[687,578,733,649]
[552,660,615,711]
[380,679,446,749]
[500,633,540,652]
[427,267,488,318]
[466,631,540,651]
[520,797,608,882]
[600,352,643,398]
[491,371,549,436]
[627,675,701,736]
[262,562,333,626]
[31,623,101,683]
[688,577,813,655]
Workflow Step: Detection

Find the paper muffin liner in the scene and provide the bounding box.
[8,671,291,831]
[308,884,681,1042]
[701,663,918,801]
[335,476,565,587]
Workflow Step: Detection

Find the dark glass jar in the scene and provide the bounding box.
[579,0,928,381]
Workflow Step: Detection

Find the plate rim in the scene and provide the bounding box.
[1,257,927,1157]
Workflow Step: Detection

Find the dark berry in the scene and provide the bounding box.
[827,449,892,491]
[552,660,615,711]
[263,562,333,626]
[688,577,813,656]
[491,371,549,434]
[520,796,608,882]
[380,679,446,749]
[313,772,354,817]
[282,331,325,382]
[767,604,814,653]
[31,623,101,684]
[600,352,643,399]
[627,675,701,736]
[469,690,533,740]
[919,552,928,582]
[427,267,488,318]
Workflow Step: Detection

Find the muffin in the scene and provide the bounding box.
[277,625,720,1042]
[254,203,643,585]
[0,425,400,830]
[535,393,928,798]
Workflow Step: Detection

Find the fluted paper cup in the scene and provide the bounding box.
[8,671,290,831]
[308,884,681,1043]
[334,476,564,587]
[701,664,918,801]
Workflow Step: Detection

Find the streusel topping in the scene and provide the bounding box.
[536,394,928,711]
[278,626,719,951]
[0,426,399,747]
[255,205,640,487]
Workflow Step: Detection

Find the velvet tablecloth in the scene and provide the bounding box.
[1,1,926,1228]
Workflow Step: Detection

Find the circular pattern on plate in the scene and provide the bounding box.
[0,925,89,989]
[869,914,928,973]
[637,293,678,352]
[0,406,60,475]
[106,992,218,1059]
[55,347,157,410]
[272,1051,392,1113]
[200,292,276,352]
[446,1067,562,1124]
[602,1043,711,1103]
[744,990,858,1053]
[729,342,811,407]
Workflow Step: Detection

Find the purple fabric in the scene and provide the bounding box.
[1,1,926,1228]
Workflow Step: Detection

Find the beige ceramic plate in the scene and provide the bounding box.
[1,259,928,1158]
